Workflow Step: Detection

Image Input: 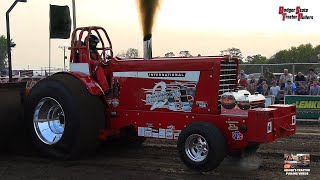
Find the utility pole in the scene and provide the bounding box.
[59,44,70,71]
[6,0,27,82]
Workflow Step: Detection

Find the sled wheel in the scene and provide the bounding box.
[177,122,226,171]
[25,74,105,159]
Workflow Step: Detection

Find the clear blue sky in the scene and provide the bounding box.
[0,0,320,70]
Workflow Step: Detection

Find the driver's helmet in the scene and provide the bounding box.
[87,34,99,50]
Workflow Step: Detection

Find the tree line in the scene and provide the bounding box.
[221,45,320,74]
[0,34,319,74]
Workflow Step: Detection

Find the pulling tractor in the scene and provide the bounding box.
[1,26,296,171]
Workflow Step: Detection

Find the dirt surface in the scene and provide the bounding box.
[0,123,319,180]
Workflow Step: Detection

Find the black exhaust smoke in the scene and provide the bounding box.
[137,0,161,59]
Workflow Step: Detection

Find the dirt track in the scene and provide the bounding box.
[0,124,319,180]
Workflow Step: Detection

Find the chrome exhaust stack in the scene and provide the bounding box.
[143,34,152,60]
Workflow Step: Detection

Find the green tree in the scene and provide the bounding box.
[164,52,175,57]
[267,43,320,73]
[117,48,139,58]
[245,54,267,64]
[220,47,243,62]
[0,35,8,73]
[268,43,316,64]
[241,54,267,74]
[179,50,192,57]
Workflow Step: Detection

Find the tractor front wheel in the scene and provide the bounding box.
[177,122,226,171]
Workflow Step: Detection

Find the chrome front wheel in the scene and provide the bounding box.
[178,122,226,171]
[185,134,209,162]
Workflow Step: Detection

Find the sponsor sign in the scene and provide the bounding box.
[138,127,145,137]
[232,131,243,140]
[144,81,196,112]
[144,127,152,137]
[137,127,181,140]
[159,128,166,139]
[285,95,320,119]
[228,124,238,131]
[173,130,181,140]
[165,129,174,139]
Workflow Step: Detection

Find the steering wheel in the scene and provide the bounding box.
[100,47,113,66]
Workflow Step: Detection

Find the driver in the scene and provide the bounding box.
[87,34,112,95]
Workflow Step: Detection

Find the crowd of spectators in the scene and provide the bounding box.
[238,68,320,103]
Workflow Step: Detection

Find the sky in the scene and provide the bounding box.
[0,0,320,70]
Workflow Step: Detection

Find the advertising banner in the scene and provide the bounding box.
[285,95,320,119]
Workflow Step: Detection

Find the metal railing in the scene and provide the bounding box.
[240,63,320,77]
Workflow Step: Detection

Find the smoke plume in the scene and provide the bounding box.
[136,0,161,37]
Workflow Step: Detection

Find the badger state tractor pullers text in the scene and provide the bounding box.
[3,26,296,172]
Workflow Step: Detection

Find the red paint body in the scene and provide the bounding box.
[98,57,295,152]
[51,27,297,153]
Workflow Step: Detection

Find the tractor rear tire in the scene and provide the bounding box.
[177,122,226,172]
[25,74,105,159]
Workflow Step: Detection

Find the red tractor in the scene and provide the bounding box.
[9,26,296,171]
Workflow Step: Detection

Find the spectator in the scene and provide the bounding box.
[307,68,317,82]
[309,81,320,95]
[270,80,281,103]
[247,79,257,95]
[257,81,266,94]
[296,82,308,95]
[279,69,293,87]
[285,80,296,92]
[263,68,275,84]
[286,85,295,95]
[294,72,306,82]
[238,70,247,79]
[258,74,267,84]
[261,83,269,96]
[238,70,248,88]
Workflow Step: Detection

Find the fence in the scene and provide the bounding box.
[239,63,320,78]
[0,67,65,77]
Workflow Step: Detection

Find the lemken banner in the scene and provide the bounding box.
[285,95,320,119]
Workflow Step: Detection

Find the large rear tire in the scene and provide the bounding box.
[25,74,105,159]
[177,122,226,171]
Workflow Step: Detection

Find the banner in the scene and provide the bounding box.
[285,95,320,119]
[49,5,72,39]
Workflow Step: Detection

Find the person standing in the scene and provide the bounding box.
[247,79,257,95]
[279,69,293,87]
[294,72,306,82]
[238,70,248,88]
[307,69,317,82]
[261,83,270,96]
[270,80,281,103]
[306,69,318,91]
[263,68,275,84]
